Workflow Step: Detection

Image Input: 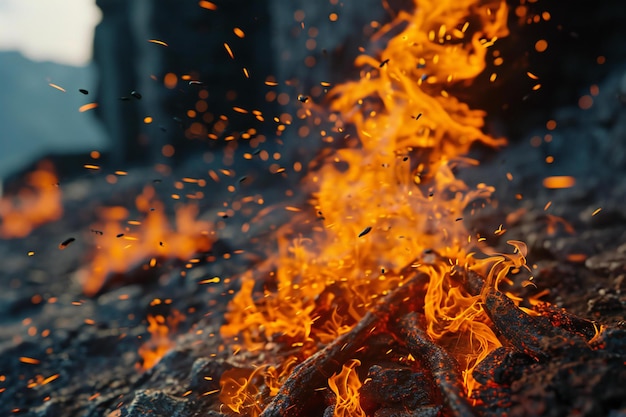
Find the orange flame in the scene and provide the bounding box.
[328,359,366,417]
[221,0,526,409]
[80,186,214,296]
[137,309,185,370]
[0,161,62,238]
[219,366,267,416]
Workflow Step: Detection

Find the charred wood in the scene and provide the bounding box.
[259,273,427,417]
[390,313,475,417]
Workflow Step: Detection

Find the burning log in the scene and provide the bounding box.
[533,302,599,342]
[390,313,474,417]
[260,272,427,417]
[393,313,474,417]
[454,268,591,361]
[359,365,435,414]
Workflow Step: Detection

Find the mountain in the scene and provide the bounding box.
[0,51,109,180]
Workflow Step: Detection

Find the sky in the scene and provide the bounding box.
[0,0,101,66]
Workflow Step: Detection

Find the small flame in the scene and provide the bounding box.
[80,186,214,296]
[0,161,62,238]
[137,309,184,370]
[328,359,365,417]
[219,367,267,416]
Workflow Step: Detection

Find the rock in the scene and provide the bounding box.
[360,365,432,411]
[188,357,228,394]
[122,390,191,417]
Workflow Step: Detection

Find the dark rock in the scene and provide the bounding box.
[122,390,192,417]
[360,365,432,412]
[587,292,624,315]
[30,400,63,417]
[473,347,533,386]
[373,406,441,417]
[585,244,626,275]
[188,357,228,393]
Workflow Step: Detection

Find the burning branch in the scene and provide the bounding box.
[260,272,426,417]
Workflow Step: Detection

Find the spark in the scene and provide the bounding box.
[224,43,234,59]
[78,103,98,112]
[148,39,168,47]
[48,83,66,92]
[198,1,218,10]
[543,176,576,189]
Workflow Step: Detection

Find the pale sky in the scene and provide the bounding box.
[0,0,101,66]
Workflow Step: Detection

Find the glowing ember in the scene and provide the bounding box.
[79,186,215,296]
[542,175,576,189]
[137,309,185,370]
[0,161,62,238]
[220,0,533,413]
[78,102,99,112]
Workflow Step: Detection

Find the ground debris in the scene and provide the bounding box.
[120,390,192,417]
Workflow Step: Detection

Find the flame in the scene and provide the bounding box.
[328,359,366,417]
[219,356,299,417]
[221,0,526,410]
[219,366,267,416]
[80,185,214,296]
[137,309,184,370]
[0,161,62,238]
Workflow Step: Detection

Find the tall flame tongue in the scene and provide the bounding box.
[222,0,520,413]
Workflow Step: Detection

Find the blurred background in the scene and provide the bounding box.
[0,0,105,182]
[1,0,625,187]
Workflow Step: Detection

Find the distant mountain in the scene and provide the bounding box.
[0,51,109,180]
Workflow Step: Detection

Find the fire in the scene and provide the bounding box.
[221,0,528,412]
[79,185,214,296]
[328,359,366,417]
[137,309,185,370]
[0,161,62,238]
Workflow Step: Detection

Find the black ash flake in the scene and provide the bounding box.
[379,58,390,68]
[358,226,372,237]
[79,89,89,95]
[59,237,76,250]
[131,90,142,100]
